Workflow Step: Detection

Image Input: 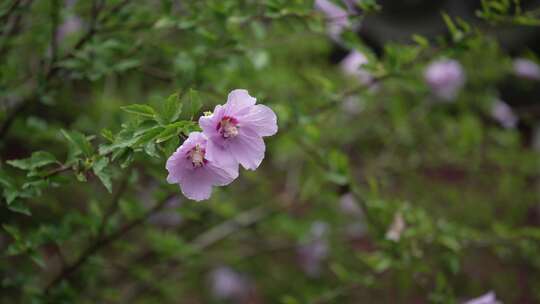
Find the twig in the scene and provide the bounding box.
[44,193,176,293]
[96,172,130,238]
[0,0,32,59]
[0,0,22,27]
[191,205,274,251]
[0,0,131,141]
[49,0,60,65]
[310,283,359,304]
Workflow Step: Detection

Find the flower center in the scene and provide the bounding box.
[218,116,239,139]
[188,145,206,168]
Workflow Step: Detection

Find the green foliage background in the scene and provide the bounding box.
[1,0,539,303]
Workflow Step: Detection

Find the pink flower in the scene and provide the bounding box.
[166,132,238,201]
[463,291,501,304]
[340,51,373,85]
[513,58,540,80]
[424,59,466,101]
[491,99,518,129]
[315,0,351,40]
[210,266,251,301]
[199,89,278,171]
[297,221,330,277]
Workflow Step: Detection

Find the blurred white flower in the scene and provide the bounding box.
[491,99,518,129]
[513,58,540,81]
[463,291,502,304]
[341,96,364,115]
[424,59,466,101]
[385,212,406,242]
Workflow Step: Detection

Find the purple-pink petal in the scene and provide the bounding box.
[223,89,256,117]
[200,89,277,171]
[165,132,238,201]
[228,127,266,170]
[237,104,278,137]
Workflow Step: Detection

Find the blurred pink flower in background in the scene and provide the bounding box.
[56,16,83,42]
[491,99,518,129]
[166,132,238,201]
[424,59,466,101]
[513,58,540,80]
[148,196,182,227]
[297,221,330,277]
[339,193,367,239]
[315,0,352,41]
[340,50,373,85]
[56,0,82,42]
[210,266,252,301]
[463,291,502,304]
[339,193,363,217]
[200,89,278,170]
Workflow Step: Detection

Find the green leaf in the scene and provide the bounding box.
[61,129,93,157]
[412,34,429,47]
[6,151,57,171]
[3,224,22,240]
[30,251,46,268]
[7,201,31,216]
[158,92,183,125]
[4,187,19,205]
[6,158,31,170]
[155,124,181,143]
[121,104,157,118]
[28,151,56,168]
[92,157,113,193]
[101,128,115,142]
[182,89,202,120]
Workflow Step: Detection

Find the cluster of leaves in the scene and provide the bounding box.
[477,0,540,26]
[2,90,199,215]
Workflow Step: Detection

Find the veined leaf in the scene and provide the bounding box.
[121,104,157,118]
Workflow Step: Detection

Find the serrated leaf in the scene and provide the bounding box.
[30,251,46,268]
[7,151,56,171]
[61,129,93,157]
[3,224,22,240]
[182,89,202,120]
[133,126,164,146]
[92,157,113,193]
[4,187,19,205]
[101,128,115,142]
[121,104,156,118]
[158,92,183,125]
[28,151,57,168]
[155,125,181,143]
[7,201,31,216]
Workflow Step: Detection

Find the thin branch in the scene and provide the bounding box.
[49,0,61,65]
[0,0,131,141]
[0,0,32,59]
[44,193,176,293]
[0,0,22,27]
[191,205,274,251]
[96,172,130,238]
